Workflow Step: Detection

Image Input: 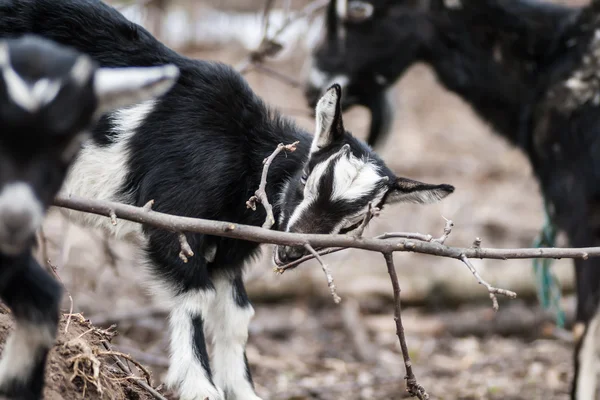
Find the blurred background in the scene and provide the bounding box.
[35,0,593,398]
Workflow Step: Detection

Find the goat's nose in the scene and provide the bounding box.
[3,210,33,237]
[278,245,306,263]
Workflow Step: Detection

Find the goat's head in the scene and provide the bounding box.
[275,84,453,264]
[0,35,179,255]
[304,0,432,144]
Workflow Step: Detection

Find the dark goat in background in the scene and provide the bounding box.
[0,34,178,400]
[0,1,455,399]
[306,0,600,398]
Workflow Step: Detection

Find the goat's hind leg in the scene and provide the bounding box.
[205,273,262,400]
[0,252,63,400]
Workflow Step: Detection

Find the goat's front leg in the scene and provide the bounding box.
[165,286,225,400]
[204,273,262,400]
[0,252,63,400]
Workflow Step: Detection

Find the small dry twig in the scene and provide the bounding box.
[432,217,453,244]
[459,254,517,311]
[247,141,299,229]
[383,253,429,400]
[304,243,341,303]
[178,232,194,263]
[354,203,381,238]
[101,341,167,400]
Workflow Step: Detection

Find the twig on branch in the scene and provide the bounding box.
[354,203,380,238]
[178,232,194,263]
[246,141,299,229]
[432,217,453,244]
[383,253,429,400]
[459,254,517,311]
[304,243,341,303]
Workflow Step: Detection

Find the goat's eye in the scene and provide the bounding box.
[301,172,308,185]
[347,1,374,22]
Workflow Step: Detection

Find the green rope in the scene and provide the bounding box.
[532,200,565,328]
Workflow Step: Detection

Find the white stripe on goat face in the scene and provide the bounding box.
[0,43,62,113]
[285,147,385,233]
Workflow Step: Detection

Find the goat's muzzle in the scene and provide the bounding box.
[273,244,307,266]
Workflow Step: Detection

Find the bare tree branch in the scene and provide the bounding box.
[383,253,429,400]
[54,195,600,262]
[246,141,299,229]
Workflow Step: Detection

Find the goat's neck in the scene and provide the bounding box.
[418,0,583,148]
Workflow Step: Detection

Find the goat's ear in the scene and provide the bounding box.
[385,177,454,205]
[92,64,179,115]
[311,83,345,153]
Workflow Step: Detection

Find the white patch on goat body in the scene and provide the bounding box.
[0,322,54,387]
[166,289,225,400]
[574,311,600,400]
[204,276,262,400]
[331,156,382,201]
[60,100,156,242]
[0,182,44,255]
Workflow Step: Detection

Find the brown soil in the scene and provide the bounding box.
[0,311,157,400]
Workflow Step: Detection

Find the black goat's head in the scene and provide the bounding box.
[305,0,432,147]
[275,84,454,264]
[0,35,179,255]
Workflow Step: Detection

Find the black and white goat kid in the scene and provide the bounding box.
[307,0,600,399]
[0,1,455,399]
[0,34,178,400]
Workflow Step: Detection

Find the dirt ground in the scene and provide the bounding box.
[0,0,595,399]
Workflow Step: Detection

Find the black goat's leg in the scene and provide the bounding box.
[0,252,62,400]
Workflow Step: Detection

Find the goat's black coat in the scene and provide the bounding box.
[308,0,600,397]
